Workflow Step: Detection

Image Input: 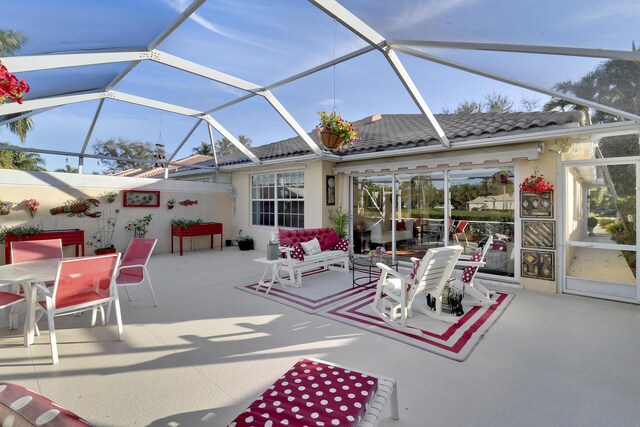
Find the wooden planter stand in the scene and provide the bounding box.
[171,222,223,256]
[4,229,84,264]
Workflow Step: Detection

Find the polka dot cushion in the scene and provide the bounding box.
[0,382,92,426]
[405,259,422,293]
[332,238,349,252]
[281,243,305,261]
[227,359,378,427]
[461,248,484,284]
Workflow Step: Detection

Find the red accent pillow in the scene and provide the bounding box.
[333,238,349,252]
[281,243,305,261]
[395,220,406,231]
[461,249,483,284]
[322,229,342,251]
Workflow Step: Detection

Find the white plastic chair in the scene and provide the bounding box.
[453,235,496,306]
[34,253,123,364]
[371,245,463,330]
[0,289,26,330]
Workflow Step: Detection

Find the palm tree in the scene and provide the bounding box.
[55,164,79,173]
[192,141,214,156]
[0,143,46,170]
[214,134,253,155]
[1,30,34,143]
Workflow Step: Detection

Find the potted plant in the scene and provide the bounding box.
[101,191,118,204]
[587,215,598,236]
[125,214,153,238]
[87,209,119,255]
[167,199,176,209]
[267,232,279,260]
[519,173,554,194]
[0,200,13,215]
[328,207,350,238]
[316,111,359,151]
[234,230,254,251]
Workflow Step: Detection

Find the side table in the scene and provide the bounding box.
[352,257,398,288]
[253,247,293,294]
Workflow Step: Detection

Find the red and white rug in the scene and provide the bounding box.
[235,269,376,314]
[318,289,514,361]
[237,269,514,361]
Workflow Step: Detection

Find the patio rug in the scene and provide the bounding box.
[236,268,514,361]
[318,288,514,362]
[235,268,378,314]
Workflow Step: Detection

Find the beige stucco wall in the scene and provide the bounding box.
[0,170,232,264]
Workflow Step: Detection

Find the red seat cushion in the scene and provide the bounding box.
[0,292,25,308]
[227,359,378,427]
[0,381,92,426]
[462,249,484,284]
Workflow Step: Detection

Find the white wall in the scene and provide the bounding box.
[0,170,233,264]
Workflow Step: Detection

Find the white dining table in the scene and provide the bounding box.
[0,258,59,346]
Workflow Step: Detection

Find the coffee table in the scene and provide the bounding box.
[352,256,398,288]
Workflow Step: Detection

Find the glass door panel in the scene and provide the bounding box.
[352,176,393,255]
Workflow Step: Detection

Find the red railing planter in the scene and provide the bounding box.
[171,222,223,256]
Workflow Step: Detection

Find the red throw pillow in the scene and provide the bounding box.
[322,229,342,251]
[281,243,305,261]
[332,238,349,252]
[392,220,406,231]
[461,249,483,284]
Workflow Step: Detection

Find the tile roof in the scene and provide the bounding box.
[111,154,215,178]
[116,111,584,176]
[213,110,584,167]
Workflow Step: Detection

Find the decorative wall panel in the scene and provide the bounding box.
[520,191,553,218]
[521,250,555,281]
[522,220,555,249]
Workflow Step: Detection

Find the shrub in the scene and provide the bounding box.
[605,223,624,234]
[598,217,616,228]
[587,216,598,227]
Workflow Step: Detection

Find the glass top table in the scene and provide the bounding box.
[352,256,398,288]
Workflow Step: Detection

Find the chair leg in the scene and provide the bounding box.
[106,302,113,324]
[46,310,58,364]
[99,305,106,326]
[147,280,158,307]
[125,286,132,302]
[91,307,98,327]
[113,299,124,341]
[390,381,399,420]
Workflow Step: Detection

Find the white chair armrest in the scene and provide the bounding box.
[376,263,410,282]
[118,263,146,271]
[32,282,51,295]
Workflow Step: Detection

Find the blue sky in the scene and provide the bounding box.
[3,0,639,173]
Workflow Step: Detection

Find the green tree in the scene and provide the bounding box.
[0,30,34,143]
[215,134,252,155]
[55,164,79,173]
[442,93,539,114]
[0,142,46,170]
[192,141,214,156]
[92,137,158,173]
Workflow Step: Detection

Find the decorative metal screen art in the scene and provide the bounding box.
[122,190,160,207]
[520,191,553,218]
[521,250,555,281]
[522,220,555,249]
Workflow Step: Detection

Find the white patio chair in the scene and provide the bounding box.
[371,245,463,330]
[453,235,496,306]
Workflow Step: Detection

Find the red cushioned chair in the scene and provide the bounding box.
[35,254,123,364]
[114,238,158,307]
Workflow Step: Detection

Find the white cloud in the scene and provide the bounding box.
[390,0,480,29]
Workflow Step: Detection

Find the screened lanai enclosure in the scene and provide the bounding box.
[1,0,640,302]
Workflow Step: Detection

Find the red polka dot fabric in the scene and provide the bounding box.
[0,382,92,426]
[281,243,305,261]
[405,259,422,293]
[461,248,483,284]
[227,359,378,427]
[332,238,349,252]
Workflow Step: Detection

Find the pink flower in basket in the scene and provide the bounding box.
[24,198,39,217]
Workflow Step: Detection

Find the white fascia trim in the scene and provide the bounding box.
[1,91,104,115]
[151,50,262,92]
[258,90,323,156]
[217,153,324,172]
[110,91,203,116]
[394,45,640,122]
[385,49,450,147]
[1,50,145,73]
[201,115,261,164]
[388,40,640,61]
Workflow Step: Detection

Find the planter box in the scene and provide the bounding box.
[171,222,223,256]
[4,229,84,264]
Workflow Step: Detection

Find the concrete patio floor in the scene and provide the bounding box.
[1,248,639,426]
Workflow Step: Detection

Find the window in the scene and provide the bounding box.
[252,171,304,228]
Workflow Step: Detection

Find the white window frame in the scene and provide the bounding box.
[251,170,305,228]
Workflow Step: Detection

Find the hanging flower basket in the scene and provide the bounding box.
[320,131,345,149]
[316,111,359,151]
[519,174,554,194]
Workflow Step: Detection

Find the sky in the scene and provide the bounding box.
[2,0,639,173]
